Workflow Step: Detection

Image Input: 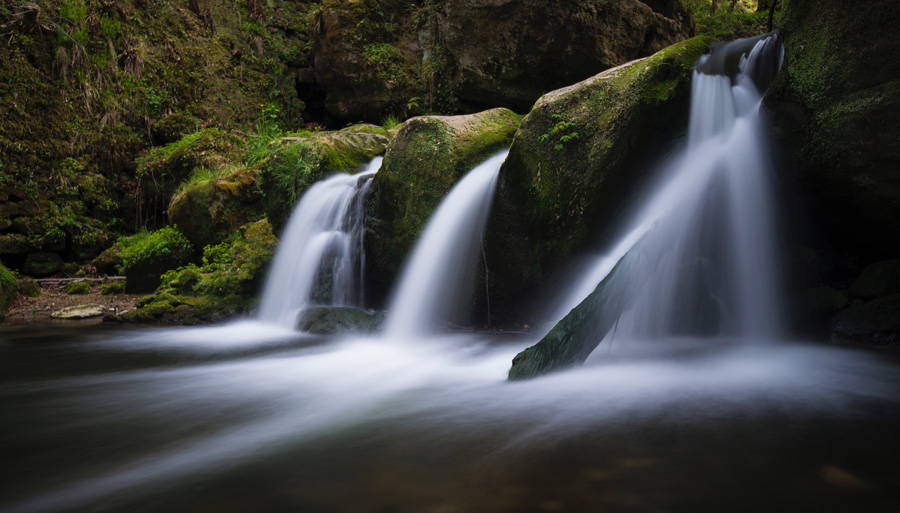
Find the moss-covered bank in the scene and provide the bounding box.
[111,219,277,324]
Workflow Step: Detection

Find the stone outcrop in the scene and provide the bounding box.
[433,0,693,112]
[311,0,693,123]
[484,36,712,327]
[364,108,521,306]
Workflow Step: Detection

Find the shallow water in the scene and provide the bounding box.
[1,323,899,513]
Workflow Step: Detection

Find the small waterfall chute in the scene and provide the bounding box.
[384,151,507,338]
[257,157,382,329]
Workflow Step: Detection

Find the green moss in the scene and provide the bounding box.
[66,280,91,295]
[17,277,42,298]
[118,226,195,292]
[120,219,277,324]
[0,262,17,317]
[100,281,125,295]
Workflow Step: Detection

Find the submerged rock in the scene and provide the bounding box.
[508,235,663,380]
[485,36,712,327]
[365,108,521,306]
[51,304,105,320]
[297,306,385,335]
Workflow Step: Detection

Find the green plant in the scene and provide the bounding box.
[539,113,580,151]
[382,115,402,130]
[118,226,194,271]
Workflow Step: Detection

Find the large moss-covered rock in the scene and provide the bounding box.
[297,306,386,334]
[763,0,900,262]
[119,226,196,293]
[484,36,712,326]
[364,108,521,305]
[116,219,278,324]
[433,0,693,112]
[167,168,264,251]
[0,262,16,318]
[135,129,245,228]
[256,126,392,230]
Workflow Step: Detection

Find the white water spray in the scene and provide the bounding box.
[257,158,381,328]
[549,34,785,341]
[384,151,506,338]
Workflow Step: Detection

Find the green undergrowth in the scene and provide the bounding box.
[113,219,277,324]
[685,0,781,40]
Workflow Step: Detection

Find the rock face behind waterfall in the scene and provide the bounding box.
[365,108,521,307]
[484,36,712,327]
[765,0,900,263]
[312,0,692,122]
[433,0,693,113]
[764,0,900,342]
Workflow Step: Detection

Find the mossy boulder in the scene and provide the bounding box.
[16,276,41,298]
[100,281,125,295]
[256,126,392,230]
[92,243,125,276]
[66,280,91,295]
[434,0,692,112]
[118,219,278,324]
[167,167,264,251]
[763,0,900,262]
[484,36,712,327]
[296,306,386,334]
[0,262,17,318]
[119,226,196,293]
[135,129,245,227]
[364,108,522,305]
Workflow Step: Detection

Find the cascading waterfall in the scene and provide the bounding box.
[257,157,381,328]
[384,151,507,338]
[551,34,785,342]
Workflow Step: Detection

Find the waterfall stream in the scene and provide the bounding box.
[257,158,381,328]
[547,34,786,342]
[384,151,506,338]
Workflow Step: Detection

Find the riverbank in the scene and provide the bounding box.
[4,283,141,324]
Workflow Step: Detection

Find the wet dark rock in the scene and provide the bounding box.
[297,306,386,335]
[22,252,64,277]
[831,295,900,345]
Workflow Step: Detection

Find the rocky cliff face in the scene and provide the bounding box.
[311,0,693,123]
[764,0,900,342]
[764,0,900,264]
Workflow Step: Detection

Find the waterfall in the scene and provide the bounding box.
[551,34,785,341]
[384,151,506,338]
[257,158,381,328]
